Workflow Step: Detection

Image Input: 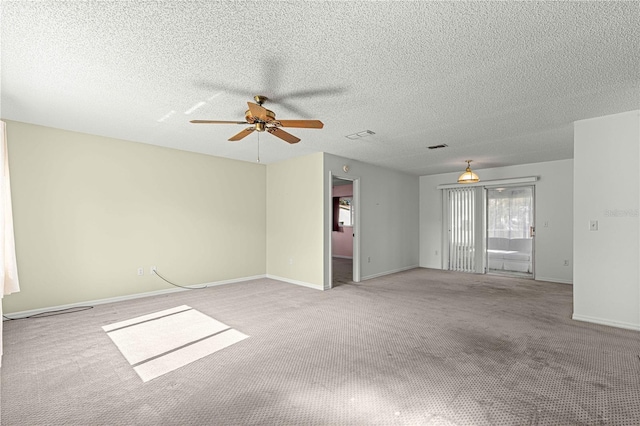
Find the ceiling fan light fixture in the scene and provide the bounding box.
[458,160,479,183]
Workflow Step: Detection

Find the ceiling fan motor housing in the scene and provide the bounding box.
[246,108,276,126]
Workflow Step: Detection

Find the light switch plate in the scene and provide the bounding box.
[589,220,598,231]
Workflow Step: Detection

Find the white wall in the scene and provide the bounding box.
[323,153,419,289]
[419,159,574,284]
[573,110,640,331]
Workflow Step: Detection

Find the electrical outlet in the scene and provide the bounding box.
[563,260,569,266]
[150,266,157,275]
[137,267,144,276]
[289,258,293,265]
[368,256,371,263]
[435,250,438,256]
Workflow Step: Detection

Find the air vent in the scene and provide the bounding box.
[428,144,448,150]
[346,130,376,140]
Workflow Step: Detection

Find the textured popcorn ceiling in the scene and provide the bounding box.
[1,1,639,175]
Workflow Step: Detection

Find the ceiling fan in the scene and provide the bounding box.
[190,95,324,144]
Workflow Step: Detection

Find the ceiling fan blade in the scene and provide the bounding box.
[190,120,248,124]
[229,127,255,141]
[267,128,301,144]
[275,120,324,129]
[247,102,269,121]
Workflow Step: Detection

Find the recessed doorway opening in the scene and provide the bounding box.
[330,175,360,287]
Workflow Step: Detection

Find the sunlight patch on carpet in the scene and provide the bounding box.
[102,305,248,382]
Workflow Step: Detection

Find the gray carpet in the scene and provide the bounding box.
[2,268,639,425]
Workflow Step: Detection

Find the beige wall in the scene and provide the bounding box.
[266,152,324,289]
[4,122,414,312]
[3,121,266,313]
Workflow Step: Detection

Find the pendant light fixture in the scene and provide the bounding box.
[458,160,479,183]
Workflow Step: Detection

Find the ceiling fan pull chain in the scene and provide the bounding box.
[257,132,260,163]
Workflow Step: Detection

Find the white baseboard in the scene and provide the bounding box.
[572,314,640,331]
[2,274,267,320]
[266,274,323,291]
[361,265,419,281]
[535,276,573,285]
[332,255,353,259]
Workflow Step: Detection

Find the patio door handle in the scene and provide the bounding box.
[530,226,535,237]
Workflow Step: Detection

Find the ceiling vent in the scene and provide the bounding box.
[346,130,376,140]
[427,143,448,150]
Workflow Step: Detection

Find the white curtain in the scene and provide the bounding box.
[0,121,20,366]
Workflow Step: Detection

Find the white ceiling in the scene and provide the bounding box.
[2,1,639,176]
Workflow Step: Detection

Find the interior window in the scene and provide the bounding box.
[338,197,354,226]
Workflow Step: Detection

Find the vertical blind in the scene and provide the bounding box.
[448,187,476,272]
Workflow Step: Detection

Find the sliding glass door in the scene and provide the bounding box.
[486,186,534,277]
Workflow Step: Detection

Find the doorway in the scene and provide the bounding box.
[331,176,357,287]
[486,186,535,278]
